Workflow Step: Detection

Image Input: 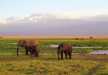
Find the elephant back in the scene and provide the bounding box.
[18,39,38,47]
[26,40,36,47]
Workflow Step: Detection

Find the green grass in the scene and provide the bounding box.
[0,38,108,75]
[0,54,108,75]
[0,38,108,55]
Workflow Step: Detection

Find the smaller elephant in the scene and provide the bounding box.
[17,39,39,57]
[57,43,72,60]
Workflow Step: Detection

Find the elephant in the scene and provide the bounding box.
[17,39,39,57]
[57,43,72,60]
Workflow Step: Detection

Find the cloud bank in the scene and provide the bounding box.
[0,13,108,35]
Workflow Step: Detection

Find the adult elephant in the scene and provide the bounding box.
[17,39,39,57]
[57,43,72,60]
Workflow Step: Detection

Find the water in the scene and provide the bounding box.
[90,50,108,54]
[48,44,103,48]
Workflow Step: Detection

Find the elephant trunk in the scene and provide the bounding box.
[17,45,19,56]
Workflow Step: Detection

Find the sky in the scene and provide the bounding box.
[0,0,108,18]
[0,0,108,35]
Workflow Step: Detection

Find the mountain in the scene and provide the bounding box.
[0,14,108,35]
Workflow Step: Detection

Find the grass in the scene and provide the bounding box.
[0,55,99,75]
[0,38,108,55]
[0,38,108,75]
[0,54,108,75]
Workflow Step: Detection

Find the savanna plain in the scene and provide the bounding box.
[0,37,108,75]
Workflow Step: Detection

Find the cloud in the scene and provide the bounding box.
[0,13,108,35]
[1,9,108,24]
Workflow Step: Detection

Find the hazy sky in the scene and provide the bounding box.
[0,0,108,18]
[0,0,108,35]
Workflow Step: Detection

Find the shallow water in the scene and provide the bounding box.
[90,50,108,54]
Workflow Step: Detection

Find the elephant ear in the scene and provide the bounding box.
[18,40,27,47]
[17,40,23,47]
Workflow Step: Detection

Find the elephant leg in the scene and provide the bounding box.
[25,48,33,57]
[29,48,34,57]
[64,51,68,59]
[57,50,60,60]
[35,50,39,57]
[25,47,29,55]
[25,49,29,55]
[34,47,39,57]
[61,51,64,59]
[30,46,39,57]
[68,51,72,59]
[33,49,38,57]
